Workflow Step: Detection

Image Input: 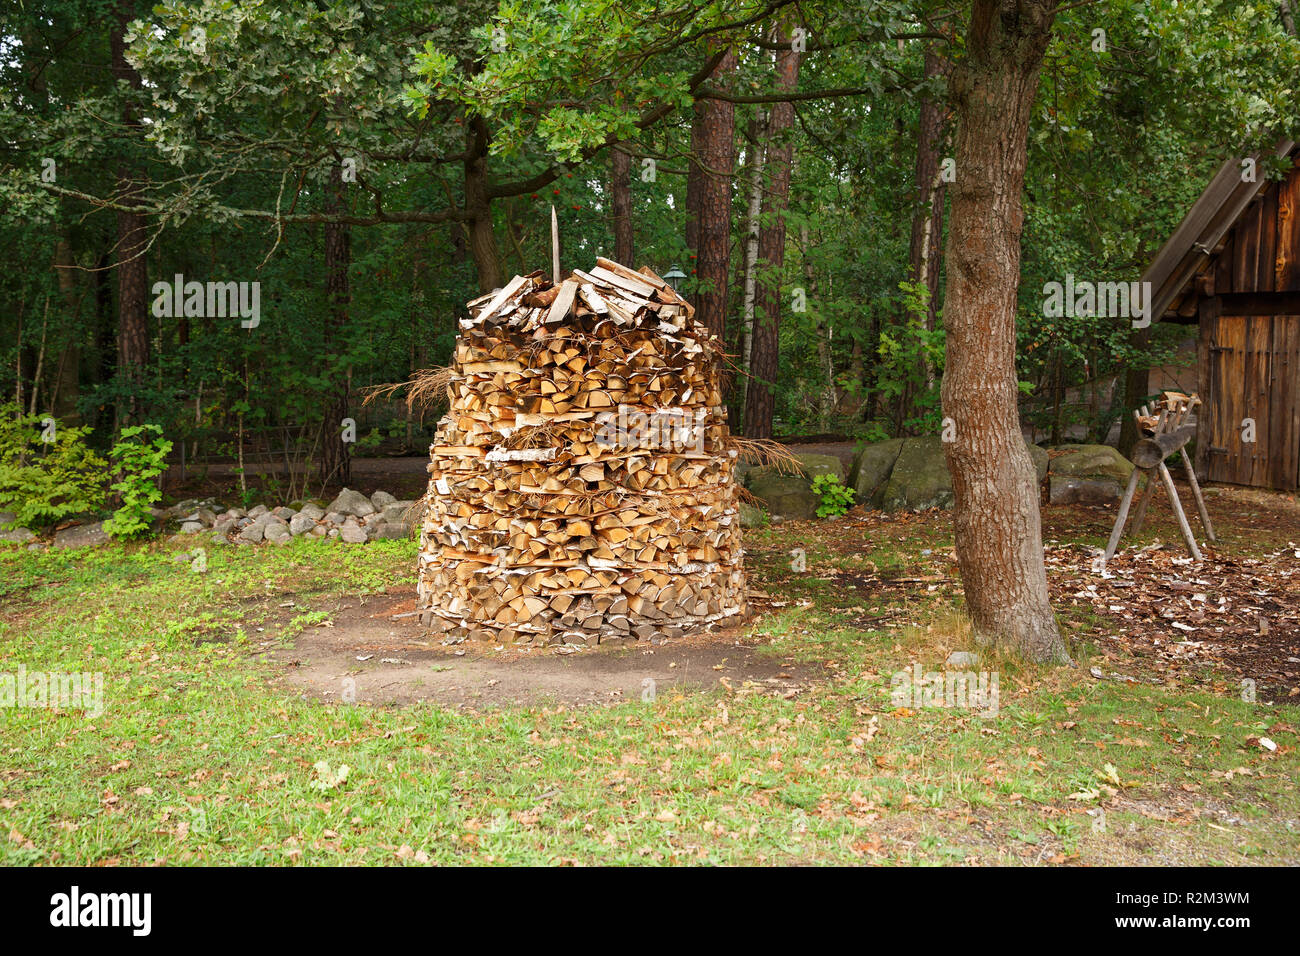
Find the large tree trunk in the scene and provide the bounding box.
[610,147,634,264]
[742,27,800,439]
[941,0,1069,664]
[692,47,737,343]
[320,165,352,488]
[110,0,148,428]
[464,115,503,292]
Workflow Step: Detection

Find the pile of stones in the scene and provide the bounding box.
[170,488,419,546]
[0,489,422,550]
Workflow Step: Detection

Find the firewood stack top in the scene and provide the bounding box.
[417,257,748,645]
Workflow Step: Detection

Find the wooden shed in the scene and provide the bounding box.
[1143,139,1300,491]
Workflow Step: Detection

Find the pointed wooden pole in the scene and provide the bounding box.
[551,205,561,284]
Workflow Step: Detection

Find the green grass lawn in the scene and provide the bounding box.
[1,526,1296,865]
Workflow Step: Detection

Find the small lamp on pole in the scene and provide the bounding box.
[662,264,687,293]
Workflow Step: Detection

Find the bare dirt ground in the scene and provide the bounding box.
[263,587,816,709]
[245,450,1300,709]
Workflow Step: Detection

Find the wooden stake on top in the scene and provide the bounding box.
[551,205,561,284]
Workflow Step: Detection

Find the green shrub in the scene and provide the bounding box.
[810,473,855,519]
[103,424,173,539]
[0,405,107,528]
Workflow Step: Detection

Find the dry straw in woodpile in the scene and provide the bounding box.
[417,257,748,645]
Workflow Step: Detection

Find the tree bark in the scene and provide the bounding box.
[736,111,768,422]
[742,27,800,439]
[693,47,737,343]
[941,0,1069,664]
[610,147,634,264]
[110,0,148,428]
[464,115,503,292]
[321,165,352,488]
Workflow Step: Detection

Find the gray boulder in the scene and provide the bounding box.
[738,503,768,528]
[1048,444,1134,483]
[1026,443,1050,484]
[381,502,416,526]
[792,453,844,482]
[236,516,269,544]
[247,504,269,518]
[339,518,369,544]
[273,506,297,521]
[0,511,16,526]
[371,522,409,540]
[847,438,905,506]
[264,522,293,545]
[297,502,325,521]
[749,452,843,486]
[179,521,204,534]
[371,490,397,509]
[323,511,347,526]
[0,527,36,544]
[881,436,954,512]
[53,521,109,549]
[288,512,317,536]
[747,472,820,521]
[326,488,376,517]
[1049,475,1124,505]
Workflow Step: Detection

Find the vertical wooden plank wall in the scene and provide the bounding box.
[1196,162,1300,490]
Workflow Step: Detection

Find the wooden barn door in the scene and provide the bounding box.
[1199,310,1300,490]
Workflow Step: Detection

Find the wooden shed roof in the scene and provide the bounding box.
[1142,139,1296,322]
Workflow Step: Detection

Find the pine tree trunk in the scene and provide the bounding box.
[693,47,737,343]
[742,26,800,439]
[942,0,1069,664]
[610,147,634,264]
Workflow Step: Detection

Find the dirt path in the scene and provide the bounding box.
[264,588,816,709]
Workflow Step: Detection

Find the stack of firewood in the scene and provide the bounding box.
[417,257,748,645]
[1136,391,1200,434]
